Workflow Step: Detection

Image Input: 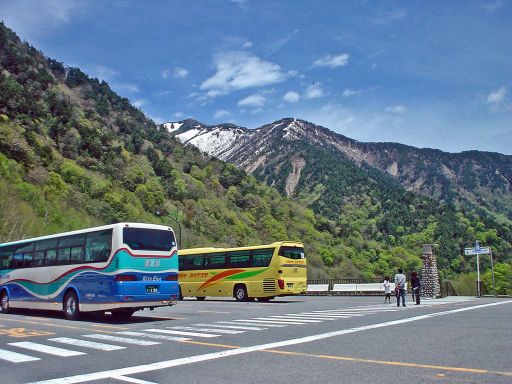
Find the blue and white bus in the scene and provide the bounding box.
[0,223,179,320]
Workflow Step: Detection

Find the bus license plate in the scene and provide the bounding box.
[146,285,158,293]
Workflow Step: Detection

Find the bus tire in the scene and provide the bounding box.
[234,285,248,302]
[63,291,80,320]
[111,309,135,320]
[178,286,184,301]
[196,296,206,301]
[0,290,11,314]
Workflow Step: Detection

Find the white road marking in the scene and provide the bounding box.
[264,316,324,322]
[28,300,512,384]
[83,334,159,346]
[49,338,126,351]
[169,326,245,334]
[233,319,305,325]
[216,321,287,328]
[110,375,158,384]
[252,317,319,323]
[9,342,85,357]
[0,348,40,363]
[143,329,220,338]
[115,331,190,342]
[194,323,266,331]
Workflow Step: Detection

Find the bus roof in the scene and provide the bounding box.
[178,241,303,255]
[0,222,174,247]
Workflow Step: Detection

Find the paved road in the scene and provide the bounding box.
[1,296,511,383]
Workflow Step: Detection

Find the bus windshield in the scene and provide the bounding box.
[279,246,305,260]
[123,227,176,251]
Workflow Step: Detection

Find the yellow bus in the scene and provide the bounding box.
[178,241,306,302]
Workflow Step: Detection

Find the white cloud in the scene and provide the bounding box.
[173,67,189,78]
[161,70,171,79]
[200,51,289,97]
[89,65,117,81]
[242,41,253,49]
[0,0,84,41]
[385,105,407,114]
[114,82,139,93]
[174,111,185,118]
[342,88,362,97]
[304,83,325,99]
[133,99,145,108]
[487,87,507,104]
[237,94,266,108]
[372,9,408,25]
[213,109,231,119]
[283,91,300,103]
[313,53,349,68]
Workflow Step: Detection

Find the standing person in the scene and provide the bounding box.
[383,276,391,303]
[411,271,421,305]
[394,268,406,307]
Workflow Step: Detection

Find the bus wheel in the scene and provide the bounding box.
[196,296,206,301]
[234,285,248,302]
[257,297,272,302]
[63,291,80,320]
[111,309,135,320]
[0,290,10,313]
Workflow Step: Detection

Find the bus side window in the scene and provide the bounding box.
[252,248,273,267]
[228,250,250,268]
[85,230,112,263]
[35,239,59,266]
[0,247,14,269]
[45,249,57,265]
[33,250,45,267]
[22,252,33,268]
[11,243,34,268]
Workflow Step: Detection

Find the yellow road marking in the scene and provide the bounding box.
[180,340,512,378]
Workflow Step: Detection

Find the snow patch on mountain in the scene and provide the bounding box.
[163,122,183,132]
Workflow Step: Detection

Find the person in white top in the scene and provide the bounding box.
[394,268,407,307]
[383,276,391,303]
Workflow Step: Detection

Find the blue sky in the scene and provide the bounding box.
[1,0,511,154]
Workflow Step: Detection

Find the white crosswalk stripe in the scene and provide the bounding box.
[49,337,126,351]
[264,316,324,322]
[9,341,85,357]
[0,348,40,363]
[194,323,266,330]
[233,319,305,325]
[115,331,190,341]
[216,321,287,328]
[83,334,159,346]
[143,329,220,338]
[251,317,317,324]
[168,326,245,334]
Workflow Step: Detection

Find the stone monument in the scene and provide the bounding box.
[421,244,440,298]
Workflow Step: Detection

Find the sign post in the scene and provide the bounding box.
[464,241,496,297]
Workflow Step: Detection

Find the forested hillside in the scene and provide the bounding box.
[0,23,510,287]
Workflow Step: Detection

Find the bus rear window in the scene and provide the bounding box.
[279,246,305,260]
[123,228,176,252]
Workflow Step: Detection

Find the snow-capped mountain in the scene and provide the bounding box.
[162,117,512,222]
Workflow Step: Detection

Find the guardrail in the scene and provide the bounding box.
[306,279,439,296]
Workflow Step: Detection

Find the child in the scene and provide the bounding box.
[383,276,391,303]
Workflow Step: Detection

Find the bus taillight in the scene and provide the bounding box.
[115,274,137,282]
[278,279,285,289]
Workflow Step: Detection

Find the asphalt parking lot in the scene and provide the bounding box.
[1,295,511,384]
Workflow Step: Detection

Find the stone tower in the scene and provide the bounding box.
[421,244,440,298]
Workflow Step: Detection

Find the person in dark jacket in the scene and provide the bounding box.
[411,271,421,305]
